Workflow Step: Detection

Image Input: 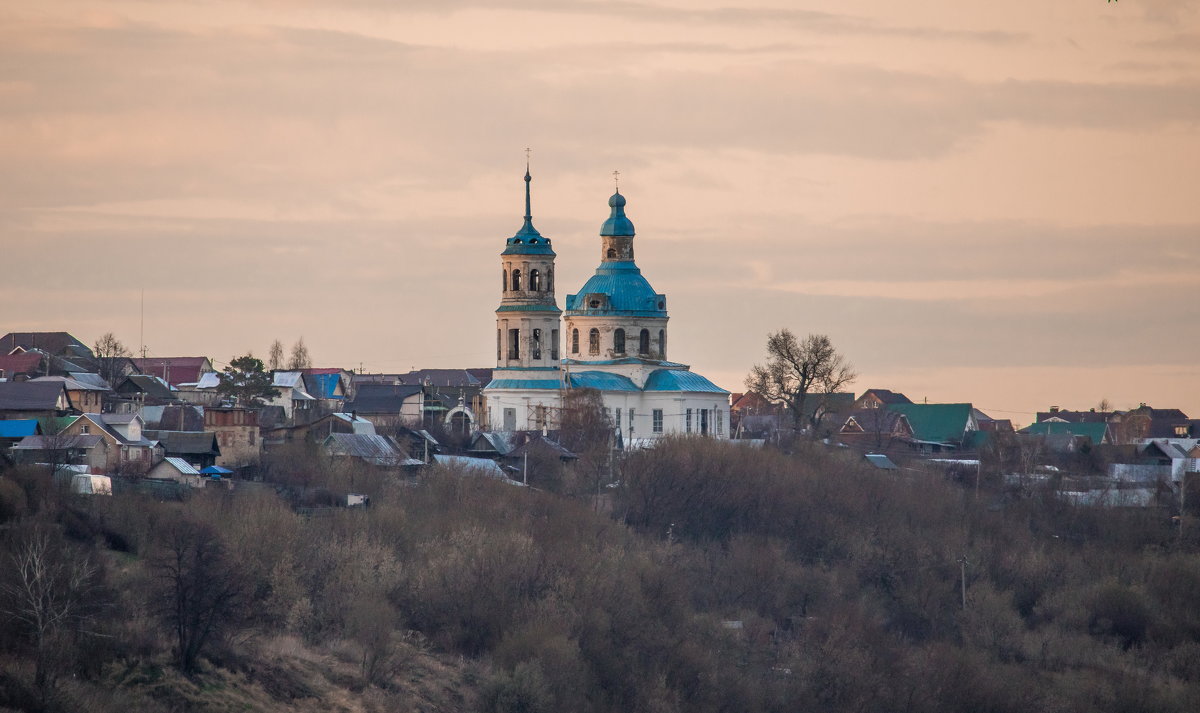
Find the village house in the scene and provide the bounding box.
[1,332,98,374]
[0,380,75,421]
[345,383,424,430]
[204,406,260,468]
[57,413,162,475]
[838,408,915,452]
[31,375,108,414]
[131,356,215,388]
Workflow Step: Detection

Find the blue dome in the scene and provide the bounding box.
[600,191,635,236]
[565,261,666,316]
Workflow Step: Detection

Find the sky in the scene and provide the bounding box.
[2,0,1198,425]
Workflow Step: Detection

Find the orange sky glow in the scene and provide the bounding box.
[2,0,1198,424]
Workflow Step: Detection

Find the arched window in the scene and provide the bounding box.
[657,329,665,358]
[511,269,521,291]
[606,248,616,259]
[530,269,541,291]
[613,328,625,354]
[547,268,553,291]
[571,328,579,354]
[502,270,507,291]
[589,328,600,355]
[639,329,650,355]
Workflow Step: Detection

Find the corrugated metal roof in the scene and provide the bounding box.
[568,371,640,391]
[864,453,899,470]
[0,420,39,438]
[643,369,729,394]
[162,457,200,476]
[433,454,507,477]
[486,378,562,390]
[1020,421,1107,443]
[273,371,304,388]
[303,372,343,399]
[324,433,413,466]
[347,383,423,413]
[886,403,974,445]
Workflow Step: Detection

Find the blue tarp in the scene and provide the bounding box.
[200,466,233,475]
[0,420,39,438]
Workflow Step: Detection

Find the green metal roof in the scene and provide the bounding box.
[643,369,728,394]
[1019,421,1108,443]
[600,191,635,236]
[886,403,973,445]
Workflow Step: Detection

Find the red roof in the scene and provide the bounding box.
[0,352,44,377]
[132,357,211,387]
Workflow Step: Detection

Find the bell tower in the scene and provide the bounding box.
[495,163,561,369]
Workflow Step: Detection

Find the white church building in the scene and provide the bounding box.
[483,168,730,441]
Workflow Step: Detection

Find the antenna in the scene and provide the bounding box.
[139,288,146,359]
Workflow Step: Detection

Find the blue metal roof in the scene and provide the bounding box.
[305,373,342,399]
[563,357,687,368]
[485,379,563,391]
[643,369,729,394]
[600,192,635,236]
[565,261,667,316]
[568,371,640,392]
[496,304,562,313]
[0,419,39,438]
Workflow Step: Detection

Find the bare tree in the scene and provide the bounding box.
[0,523,101,702]
[288,338,312,370]
[92,332,131,387]
[268,339,285,371]
[746,330,857,436]
[151,519,250,673]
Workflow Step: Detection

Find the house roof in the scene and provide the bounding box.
[131,357,211,387]
[886,403,974,445]
[1019,421,1108,443]
[864,453,899,470]
[506,434,578,461]
[433,454,507,478]
[470,431,517,455]
[346,383,423,413]
[160,457,200,476]
[1036,410,1111,424]
[0,381,69,411]
[323,433,416,466]
[12,434,105,450]
[0,420,41,438]
[143,430,220,456]
[860,389,913,406]
[118,374,177,400]
[841,408,910,435]
[398,369,485,387]
[0,351,45,376]
[302,372,344,399]
[32,375,109,391]
[67,373,112,390]
[0,332,91,358]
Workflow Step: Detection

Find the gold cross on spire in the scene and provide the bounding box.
[612,170,620,191]
[525,147,532,167]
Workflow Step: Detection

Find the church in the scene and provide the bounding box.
[482,168,730,441]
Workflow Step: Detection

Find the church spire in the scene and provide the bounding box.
[504,153,554,256]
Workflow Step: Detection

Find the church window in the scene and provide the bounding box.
[532,328,542,360]
[589,328,600,355]
[547,268,554,290]
[571,329,579,354]
[638,329,650,355]
[657,329,665,359]
[508,329,520,360]
[686,409,692,433]
[496,329,501,360]
[716,409,724,435]
[589,299,600,309]
[628,408,635,433]
[535,405,546,428]
[614,408,621,430]
[551,329,559,360]
[503,270,507,291]
[652,409,663,433]
[607,248,616,259]
[613,328,625,354]
[511,269,522,291]
[700,409,709,435]
[530,269,541,291]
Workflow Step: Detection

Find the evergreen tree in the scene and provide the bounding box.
[217,354,279,406]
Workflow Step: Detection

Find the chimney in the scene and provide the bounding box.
[1049,406,1059,413]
